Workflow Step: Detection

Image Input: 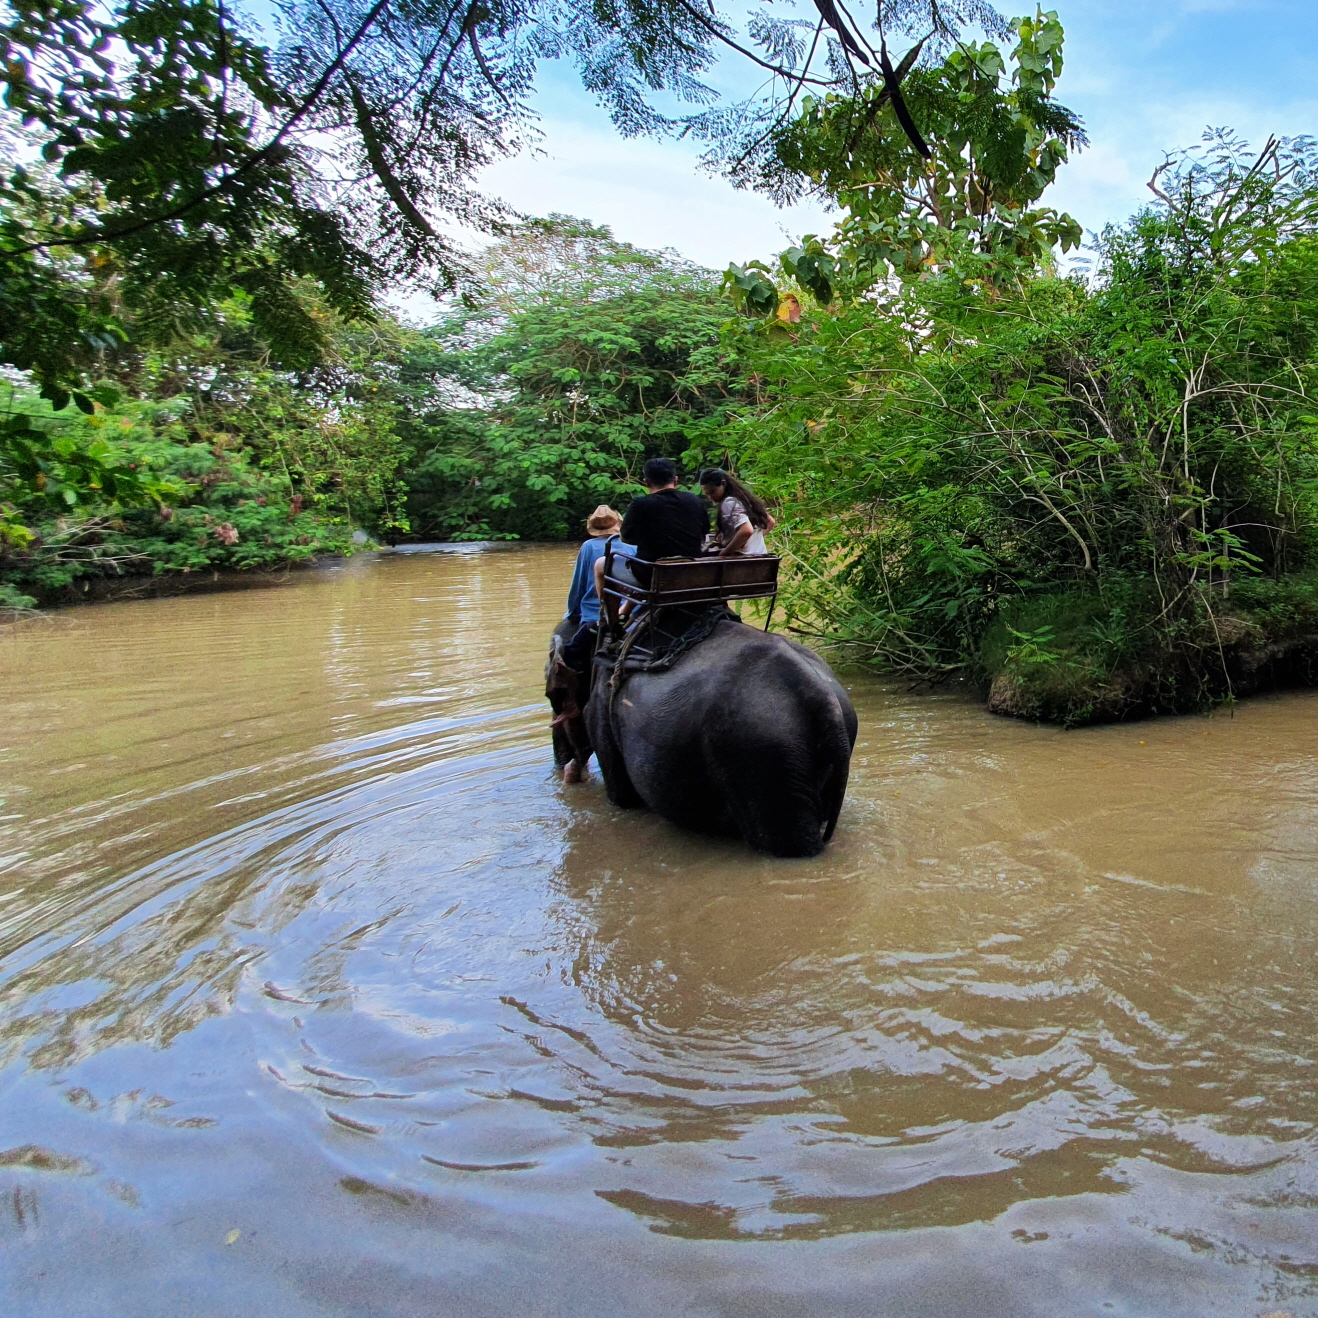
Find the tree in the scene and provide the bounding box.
[723,131,1318,722]
[1,0,1009,399]
[721,8,1085,314]
[472,214,711,316]
[0,299,425,605]
[404,217,743,540]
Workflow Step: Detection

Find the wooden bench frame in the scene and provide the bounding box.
[599,538,780,641]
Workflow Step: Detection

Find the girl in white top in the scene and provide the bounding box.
[698,468,776,556]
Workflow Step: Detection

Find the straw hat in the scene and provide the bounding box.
[585,505,623,536]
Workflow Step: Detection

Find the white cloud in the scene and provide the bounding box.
[478,121,832,270]
[1051,89,1318,243]
[391,115,833,323]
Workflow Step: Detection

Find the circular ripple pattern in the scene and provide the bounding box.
[2,545,1318,1317]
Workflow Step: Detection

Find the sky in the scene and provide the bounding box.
[471,0,1318,272]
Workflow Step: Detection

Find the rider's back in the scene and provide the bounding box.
[620,488,708,570]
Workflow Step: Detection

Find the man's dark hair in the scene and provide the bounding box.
[642,457,678,487]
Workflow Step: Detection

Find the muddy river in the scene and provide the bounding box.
[2,544,1318,1316]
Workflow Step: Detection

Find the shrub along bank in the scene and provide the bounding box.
[0,309,417,609]
[1,220,740,609]
[721,132,1318,723]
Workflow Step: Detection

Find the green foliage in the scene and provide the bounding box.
[0,0,1013,588]
[1,394,174,511]
[724,261,782,318]
[404,219,744,541]
[0,300,425,601]
[0,216,743,598]
[1,394,334,599]
[1228,572,1318,642]
[721,130,1318,721]
[780,238,837,307]
[170,313,420,538]
[0,581,37,611]
[1,0,994,404]
[469,215,710,313]
[0,4,379,399]
[1002,623,1062,671]
[719,9,1084,312]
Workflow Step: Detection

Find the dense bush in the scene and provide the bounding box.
[0,391,365,601]
[0,303,419,603]
[401,218,745,542]
[1,220,743,606]
[725,132,1318,721]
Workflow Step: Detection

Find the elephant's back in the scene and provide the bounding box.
[622,620,849,734]
[681,622,842,703]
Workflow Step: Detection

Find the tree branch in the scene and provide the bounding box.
[3,0,394,256]
[668,0,840,88]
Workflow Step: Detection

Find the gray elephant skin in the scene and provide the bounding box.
[585,619,858,857]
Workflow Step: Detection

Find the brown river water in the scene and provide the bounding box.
[2,544,1318,1317]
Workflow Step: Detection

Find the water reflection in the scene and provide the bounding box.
[2,546,1318,1313]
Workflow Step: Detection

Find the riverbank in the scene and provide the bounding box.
[977,574,1318,725]
[12,542,1318,730]
[3,560,333,611]
[0,540,544,616]
[986,627,1318,723]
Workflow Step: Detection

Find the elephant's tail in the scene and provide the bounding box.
[815,691,853,845]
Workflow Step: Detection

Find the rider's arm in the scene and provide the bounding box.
[595,548,635,619]
[719,521,753,557]
[601,553,635,619]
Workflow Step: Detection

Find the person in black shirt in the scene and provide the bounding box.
[620,458,709,585]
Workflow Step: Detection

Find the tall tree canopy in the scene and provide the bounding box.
[722,8,1085,316]
[0,0,1011,401]
[722,130,1318,722]
[405,216,742,541]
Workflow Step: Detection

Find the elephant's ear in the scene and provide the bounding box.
[546,645,579,707]
[545,632,569,685]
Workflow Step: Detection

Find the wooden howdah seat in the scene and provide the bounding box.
[599,539,780,641]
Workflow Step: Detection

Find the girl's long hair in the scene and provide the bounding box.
[699,469,771,530]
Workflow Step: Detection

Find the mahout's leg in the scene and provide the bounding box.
[546,622,593,778]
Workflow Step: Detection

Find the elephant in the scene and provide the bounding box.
[581,616,858,858]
